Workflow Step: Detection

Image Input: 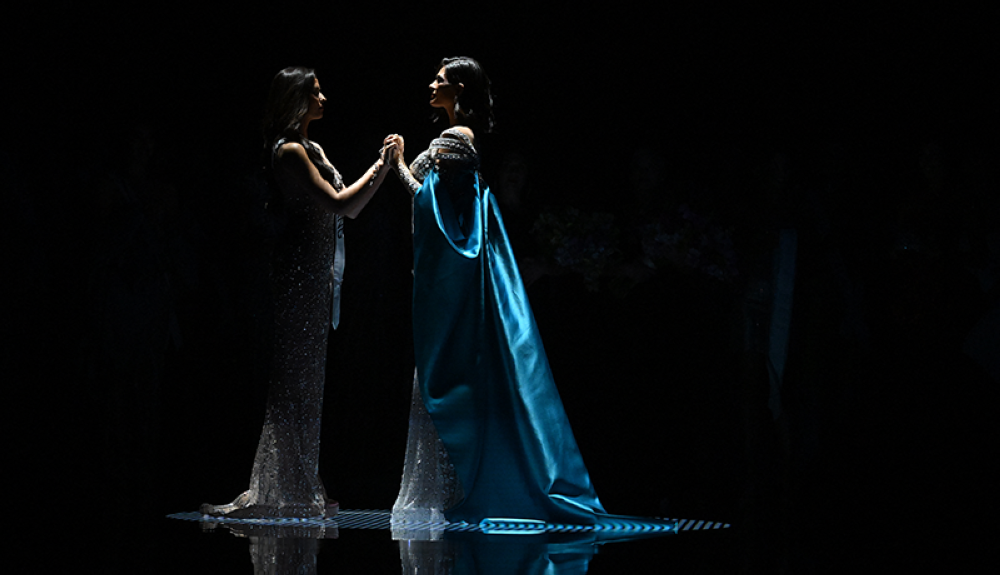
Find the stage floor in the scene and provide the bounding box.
[160,510,733,574]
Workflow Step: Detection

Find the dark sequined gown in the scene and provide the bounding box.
[202,138,343,518]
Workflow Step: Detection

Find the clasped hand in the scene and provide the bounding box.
[379,136,399,164]
[383,134,405,167]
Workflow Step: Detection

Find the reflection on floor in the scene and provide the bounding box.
[166,510,729,573]
[168,509,726,535]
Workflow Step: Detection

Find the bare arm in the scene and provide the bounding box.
[274,141,395,218]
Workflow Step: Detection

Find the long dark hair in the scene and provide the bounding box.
[437,57,495,134]
[258,66,318,221]
[262,66,317,148]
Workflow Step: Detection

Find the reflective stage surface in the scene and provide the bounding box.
[162,510,734,573]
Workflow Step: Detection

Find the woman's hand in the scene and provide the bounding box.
[379,140,397,164]
[384,134,405,168]
[382,133,420,196]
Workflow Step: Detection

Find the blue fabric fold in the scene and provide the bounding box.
[412,167,606,525]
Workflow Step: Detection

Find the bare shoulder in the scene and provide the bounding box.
[274,142,316,172]
[275,141,306,160]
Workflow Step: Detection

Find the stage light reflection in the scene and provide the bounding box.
[168,509,727,535]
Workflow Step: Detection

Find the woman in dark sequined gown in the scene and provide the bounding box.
[200,67,397,518]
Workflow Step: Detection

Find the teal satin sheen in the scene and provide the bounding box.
[413,167,606,525]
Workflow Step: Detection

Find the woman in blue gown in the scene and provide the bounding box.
[387,57,607,527]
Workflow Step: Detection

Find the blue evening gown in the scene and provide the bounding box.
[393,128,605,526]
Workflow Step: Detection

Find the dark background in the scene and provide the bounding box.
[7,2,998,572]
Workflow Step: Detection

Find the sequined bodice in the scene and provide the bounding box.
[401,128,479,195]
[272,138,344,279]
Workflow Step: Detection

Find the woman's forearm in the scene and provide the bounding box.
[395,158,422,196]
[340,158,390,218]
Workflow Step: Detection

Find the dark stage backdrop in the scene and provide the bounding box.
[7,3,997,572]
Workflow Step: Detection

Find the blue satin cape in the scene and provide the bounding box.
[412,167,606,525]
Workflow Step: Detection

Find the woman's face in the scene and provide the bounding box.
[305,77,326,121]
[429,66,459,110]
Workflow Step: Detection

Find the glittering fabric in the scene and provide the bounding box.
[397,128,479,196]
[391,370,463,532]
[397,540,457,574]
[202,138,342,518]
[249,536,321,575]
[392,129,473,525]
